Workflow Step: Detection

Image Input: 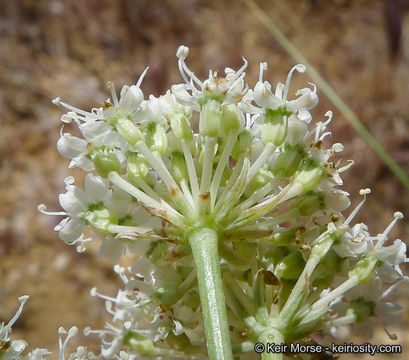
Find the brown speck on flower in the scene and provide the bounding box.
[170,186,181,198]
[331,214,340,222]
[200,192,210,200]
[264,270,280,286]
[102,100,113,109]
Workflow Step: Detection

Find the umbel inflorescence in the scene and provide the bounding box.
[2,46,407,360]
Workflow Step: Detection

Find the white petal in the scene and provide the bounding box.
[58,218,84,244]
[99,237,126,262]
[68,156,95,172]
[254,81,281,108]
[171,84,196,107]
[57,133,87,159]
[287,88,318,111]
[79,121,110,141]
[119,85,143,113]
[131,257,155,282]
[105,185,131,219]
[59,186,88,215]
[377,240,407,265]
[375,302,402,324]
[85,173,108,203]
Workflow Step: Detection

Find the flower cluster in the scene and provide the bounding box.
[6,45,402,360]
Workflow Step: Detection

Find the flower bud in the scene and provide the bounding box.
[146,240,168,263]
[244,164,275,197]
[155,279,183,307]
[274,250,305,280]
[199,99,221,137]
[127,152,149,181]
[293,158,323,192]
[290,191,324,216]
[123,332,154,355]
[183,288,201,310]
[271,143,305,177]
[287,115,309,144]
[231,130,252,160]
[349,253,379,284]
[57,133,87,159]
[169,109,193,140]
[171,152,189,183]
[119,85,143,113]
[81,205,118,233]
[112,115,143,146]
[346,297,375,322]
[261,107,292,146]
[166,332,191,351]
[313,250,342,286]
[220,104,241,133]
[144,122,168,154]
[269,228,299,246]
[89,146,121,178]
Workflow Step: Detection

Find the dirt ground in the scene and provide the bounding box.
[0,0,408,358]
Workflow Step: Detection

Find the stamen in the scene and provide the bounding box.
[54,99,101,119]
[136,67,149,88]
[59,326,78,360]
[90,287,116,303]
[331,143,344,152]
[376,211,404,248]
[64,176,75,186]
[323,110,333,125]
[105,301,115,316]
[307,82,317,93]
[384,326,398,340]
[177,54,204,89]
[52,97,61,105]
[107,82,119,106]
[37,204,67,216]
[259,62,268,83]
[113,264,129,284]
[2,295,29,335]
[176,45,189,60]
[283,64,306,102]
[226,58,248,88]
[345,188,371,225]
[318,131,331,141]
[379,276,409,300]
[227,72,246,93]
[338,160,354,173]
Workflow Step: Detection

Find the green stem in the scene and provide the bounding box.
[188,227,233,360]
[259,328,285,360]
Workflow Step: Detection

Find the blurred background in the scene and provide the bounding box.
[0,0,408,358]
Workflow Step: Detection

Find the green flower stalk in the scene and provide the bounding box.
[29,46,408,360]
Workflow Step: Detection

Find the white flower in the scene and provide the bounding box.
[172,45,248,109]
[333,223,370,258]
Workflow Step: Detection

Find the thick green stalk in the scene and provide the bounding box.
[259,328,285,360]
[188,228,233,360]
